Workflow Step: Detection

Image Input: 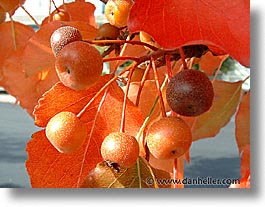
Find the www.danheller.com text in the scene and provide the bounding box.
[145,176,240,186]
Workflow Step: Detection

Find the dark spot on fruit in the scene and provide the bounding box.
[66,67,71,74]
[171,150,176,155]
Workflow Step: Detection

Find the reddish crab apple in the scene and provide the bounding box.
[55,41,103,90]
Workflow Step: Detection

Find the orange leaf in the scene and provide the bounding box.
[191,80,243,141]
[21,21,61,77]
[235,91,250,153]
[26,75,144,187]
[0,21,34,84]
[240,144,250,180]
[1,48,59,116]
[199,51,224,75]
[41,2,97,28]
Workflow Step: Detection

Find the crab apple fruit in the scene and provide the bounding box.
[52,9,71,22]
[50,26,82,57]
[146,117,192,160]
[45,111,88,154]
[101,132,139,168]
[97,23,120,40]
[166,69,214,117]
[55,41,103,90]
[104,0,134,28]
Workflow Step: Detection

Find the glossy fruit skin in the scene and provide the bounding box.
[97,23,120,40]
[166,69,214,116]
[146,117,192,160]
[105,0,134,28]
[50,26,82,57]
[55,41,103,90]
[52,9,71,22]
[45,111,88,154]
[101,132,139,168]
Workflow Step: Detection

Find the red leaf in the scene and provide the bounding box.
[128,0,250,67]
[26,75,144,187]
[235,91,250,153]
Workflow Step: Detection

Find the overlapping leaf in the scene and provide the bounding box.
[41,1,97,28]
[0,21,34,85]
[189,80,243,141]
[128,0,250,67]
[235,91,250,153]
[26,75,144,187]
[81,157,171,188]
[1,48,59,115]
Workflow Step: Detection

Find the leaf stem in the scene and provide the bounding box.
[51,0,60,12]
[151,57,166,117]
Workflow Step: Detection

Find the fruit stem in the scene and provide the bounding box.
[76,67,131,118]
[85,39,159,52]
[135,77,168,157]
[135,62,152,106]
[120,67,134,133]
[179,47,188,70]
[151,57,166,118]
[51,0,60,12]
[166,54,173,81]
[20,4,41,28]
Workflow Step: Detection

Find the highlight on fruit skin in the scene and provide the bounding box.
[146,116,192,160]
[50,26,82,57]
[166,69,214,117]
[55,41,103,91]
[104,0,134,28]
[101,132,139,168]
[52,9,71,22]
[45,111,88,154]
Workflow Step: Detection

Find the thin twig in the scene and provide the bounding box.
[20,4,40,28]
[85,39,159,52]
[166,54,173,81]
